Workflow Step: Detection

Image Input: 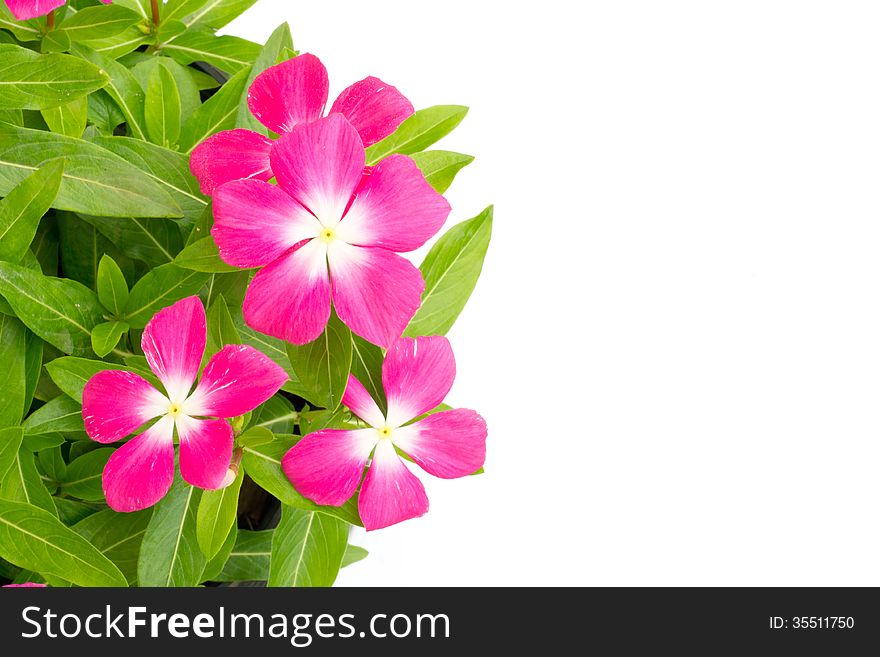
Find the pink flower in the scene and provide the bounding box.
[282,336,487,531]
[82,296,288,512]
[4,0,110,20]
[189,53,413,194]
[212,114,450,348]
[2,583,46,587]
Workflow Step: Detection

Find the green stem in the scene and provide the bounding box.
[151,0,161,25]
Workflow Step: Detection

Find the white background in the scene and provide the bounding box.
[228,1,880,585]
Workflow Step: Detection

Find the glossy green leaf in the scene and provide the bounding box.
[59,448,113,501]
[57,212,132,291]
[0,448,57,515]
[0,125,182,217]
[54,497,100,526]
[22,395,84,435]
[350,334,386,413]
[0,262,103,356]
[184,0,258,29]
[268,505,349,587]
[242,436,361,526]
[196,466,242,559]
[215,529,271,582]
[285,312,353,411]
[82,215,182,268]
[162,29,260,76]
[341,544,368,568]
[0,500,127,586]
[201,523,236,582]
[162,0,210,24]
[45,357,136,403]
[0,5,42,42]
[206,293,240,356]
[40,97,88,138]
[0,427,24,482]
[58,5,143,42]
[91,320,129,358]
[22,432,65,452]
[410,150,474,193]
[405,206,493,336]
[138,476,206,587]
[97,255,130,316]
[252,395,297,435]
[179,65,250,153]
[145,64,181,148]
[366,105,469,165]
[72,507,152,584]
[37,445,66,482]
[124,263,210,329]
[22,329,41,418]
[131,57,201,125]
[0,315,26,428]
[0,44,109,111]
[174,237,239,272]
[80,24,151,60]
[236,22,292,133]
[236,425,273,448]
[0,161,64,264]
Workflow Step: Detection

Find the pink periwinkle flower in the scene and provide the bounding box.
[82,296,288,512]
[211,113,450,348]
[190,53,414,195]
[283,336,487,531]
[4,0,110,20]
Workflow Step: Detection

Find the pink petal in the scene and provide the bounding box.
[242,238,331,345]
[329,76,414,148]
[82,371,168,444]
[336,155,450,251]
[382,336,456,427]
[342,374,385,428]
[328,242,424,348]
[103,416,175,513]
[359,438,428,531]
[186,344,288,418]
[212,178,321,268]
[282,428,377,507]
[270,114,365,223]
[2,583,47,587]
[247,53,329,135]
[175,416,234,490]
[392,409,487,479]
[189,129,273,195]
[141,296,206,403]
[4,0,64,20]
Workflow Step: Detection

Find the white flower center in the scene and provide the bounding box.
[319,227,336,243]
[376,425,393,440]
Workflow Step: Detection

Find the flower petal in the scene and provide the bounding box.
[186,344,288,418]
[382,336,456,427]
[176,416,234,490]
[359,438,428,531]
[242,238,331,345]
[335,155,450,251]
[141,296,206,403]
[247,53,328,134]
[392,409,487,479]
[282,428,377,507]
[342,374,385,428]
[102,416,175,513]
[188,129,273,195]
[82,371,168,444]
[270,114,365,223]
[212,178,321,268]
[4,0,64,20]
[2,583,47,587]
[329,76,414,148]
[328,242,424,348]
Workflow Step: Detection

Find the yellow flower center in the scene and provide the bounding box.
[319,227,336,243]
[168,403,183,418]
[377,425,393,440]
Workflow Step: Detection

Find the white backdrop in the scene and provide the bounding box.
[226,1,880,586]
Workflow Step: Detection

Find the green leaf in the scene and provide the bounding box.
[405,206,493,336]
[215,529,270,582]
[0,500,127,586]
[179,65,250,154]
[58,5,143,42]
[131,57,201,125]
[22,329,41,417]
[236,425,273,448]
[70,44,147,140]
[82,215,182,268]
[206,293,240,356]
[341,544,368,568]
[57,212,130,291]
[38,445,66,481]
[124,263,210,329]
[184,0,259,29]
[87,90,126,135]
[252,395,297,435]
[410,150,474,193]
[40,97,89,138]
[0,316,26,428]
[366,105,469,165]
[242,436,361,526]
[0,5,42,42]
[162,29,260,76]
[200,523,237,582]
[196,466,242,559]
[22,432,65,452]
[162,0,210,24]
[59,448,113,501]
[0,161,64,264]
[145,64,181,148]
[138,476,206,586]
[268,505,349,587]
[285,312,353,411]
[174,237,239,272]
[0,447,57,515]
[54,497,100,526]
[45,357,135,403]
[72,507,152,584]
[350,334,386,414]
[91,321,129,358]
[236,22,292,134]
[0,125,183,217]
[97,255,130,316]
[0,44,109,111]
[80,25,151,61]
[0,262,103,356]
[0,427,24,481]
[22,395,84,435]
